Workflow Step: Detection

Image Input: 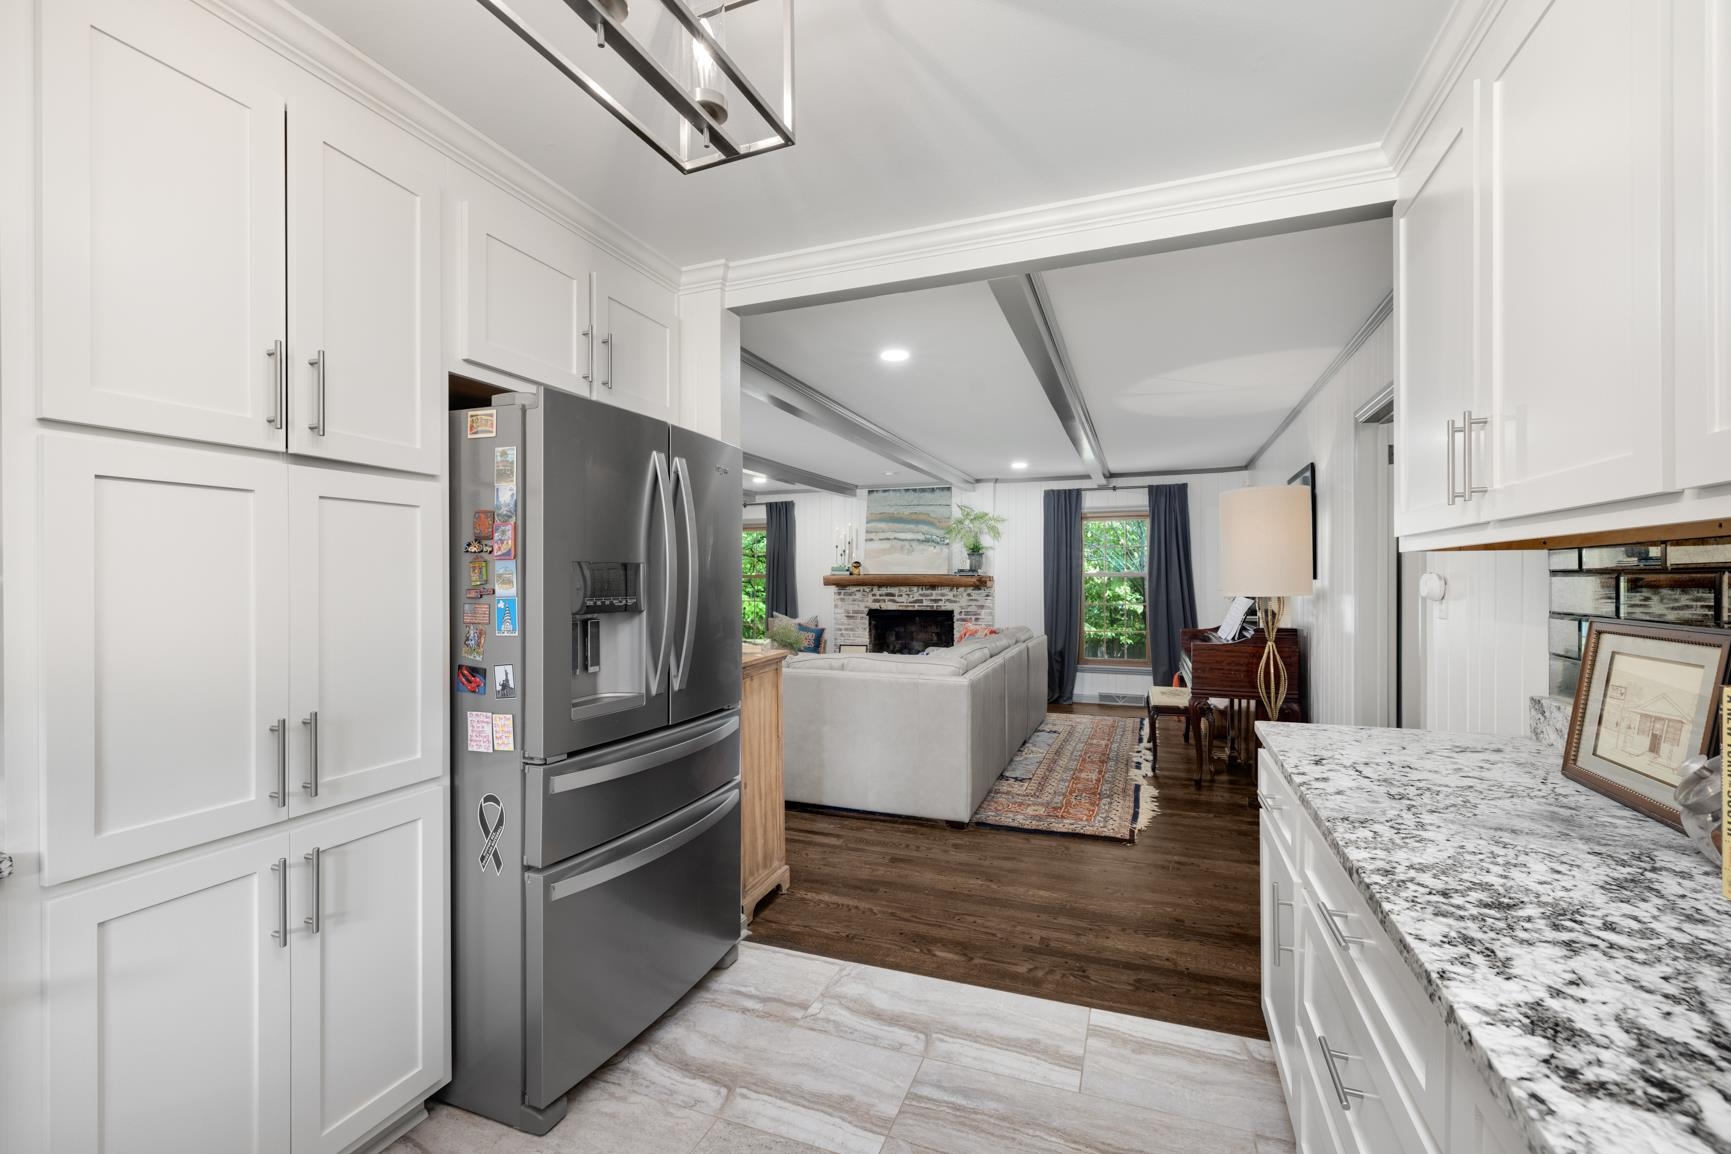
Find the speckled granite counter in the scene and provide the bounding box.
[1256,723,1731,1154]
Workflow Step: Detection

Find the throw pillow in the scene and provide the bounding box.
[769,611,820,635]
[794,623,825,653]
[956,623,999,642]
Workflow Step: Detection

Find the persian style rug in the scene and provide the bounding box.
[972,713,1156,842]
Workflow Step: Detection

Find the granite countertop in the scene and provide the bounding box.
[1255,723,1731,1154]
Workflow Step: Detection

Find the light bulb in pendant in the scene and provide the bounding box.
[594,0,628,21]
[692,13,729,124]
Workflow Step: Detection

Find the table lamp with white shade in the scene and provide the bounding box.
[1219,485,1314,720]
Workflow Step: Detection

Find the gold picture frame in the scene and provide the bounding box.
[1564,620,1731,832]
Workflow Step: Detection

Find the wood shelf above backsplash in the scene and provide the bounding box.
[821,573,993,589]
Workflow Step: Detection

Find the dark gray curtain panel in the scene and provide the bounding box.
[1043,488,1084,703]
[1147,483,1198,686]
[765,500,798,619]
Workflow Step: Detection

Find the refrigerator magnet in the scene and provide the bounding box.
[494,446,517,485]
[467,558,489,587]
[495,485,517,523]
[456,664,487,694]
[494,597,519,636]
[466,411,497,439]
[493,664,517,699]
[466,711,494,752]
[492,522,516,560]
[462,603,488,625]
[472,509,495,542]
[462,538,492,555]
[491,714,515,752]
[463,587,494,600]
[461,624,486,661]
[494,561,517,596]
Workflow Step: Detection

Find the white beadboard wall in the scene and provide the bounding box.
[1248,314,1550,734]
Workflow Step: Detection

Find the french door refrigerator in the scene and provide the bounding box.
[443,391,743,1135]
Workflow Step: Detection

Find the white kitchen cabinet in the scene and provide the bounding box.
[1476,0,1669,519]
[593,252,680,422]
[288,79,446,475]
[39,434,292,884]
[1673,3,1731,490]
[288,466,445,816]
[291,785,448,1154]
[1394,80,1486,537]
[1446,1041,1525,1154]
[1260,822,1301,1106]
[452,175,598,395]
[38,0,291,453]
[43,834,294,1154]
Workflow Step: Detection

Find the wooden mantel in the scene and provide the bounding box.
[822,573,993,589]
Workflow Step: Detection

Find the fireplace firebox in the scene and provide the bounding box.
[868,608,955,654]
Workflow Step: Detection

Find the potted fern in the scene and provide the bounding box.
[946,504,1006,572]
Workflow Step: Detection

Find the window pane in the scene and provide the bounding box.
[742,529,768,638]
[1082,574,1147,661]
[1083,518,1147,574]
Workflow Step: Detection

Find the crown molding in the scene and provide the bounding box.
[712,144,1396,311]
[678,260,731,295]
[1380,0,1507,175]
[200,0,683,290]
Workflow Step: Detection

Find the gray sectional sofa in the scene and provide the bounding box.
[780,626,1049,822]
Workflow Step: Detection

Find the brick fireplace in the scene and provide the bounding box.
[823,574,994,650]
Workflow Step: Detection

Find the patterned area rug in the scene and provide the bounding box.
[972,713,1157,841]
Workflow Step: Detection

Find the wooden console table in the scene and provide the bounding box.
[741,647,791,920]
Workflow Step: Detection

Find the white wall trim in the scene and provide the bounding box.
[201,0,683,291]
[1379,0,1507,174]
[713,145,1397,310]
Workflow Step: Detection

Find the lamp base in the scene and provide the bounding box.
[1255,596,1289,722]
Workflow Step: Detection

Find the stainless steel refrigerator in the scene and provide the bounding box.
[443,391,743,1135]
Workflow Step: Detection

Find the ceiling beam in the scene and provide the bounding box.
[988,273,1110,486]
[739,349,978,490]
[742,453,858,497]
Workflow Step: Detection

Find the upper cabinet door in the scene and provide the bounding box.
[39,0,289,453]
[1673,4,1731,490]
[1394,82,1486,537]
[39,434,291,884]
[451,177,596,394]
[290,786,448,1154]
[594,254,680,423]
[288,82,445,475]
[288,467,445,816]
[1479,0,1669,519]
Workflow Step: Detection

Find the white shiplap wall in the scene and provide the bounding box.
[1248,315,1550,734]
[743,491,866,636]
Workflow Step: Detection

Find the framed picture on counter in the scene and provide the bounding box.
[1564,620,1731,831]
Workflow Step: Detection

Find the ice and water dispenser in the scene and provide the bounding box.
[570,560,650,718]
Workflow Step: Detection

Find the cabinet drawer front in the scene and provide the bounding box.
[1257,750,1301,857]
[40,434,291,882]
[1300,826,1448,1138]
[1297,903,1438,1154]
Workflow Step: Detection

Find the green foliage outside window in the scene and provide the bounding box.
[1082,517,1148,662]
[742,529,768,639]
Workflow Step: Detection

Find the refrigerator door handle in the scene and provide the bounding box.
[671,456,699,691]
[646,450,674,694]
[546,714,739,794]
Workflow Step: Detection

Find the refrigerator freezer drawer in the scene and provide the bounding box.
[524,710,739,868]
[523,782,741,1110]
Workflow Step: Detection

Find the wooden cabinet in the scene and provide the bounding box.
[38,0,290,453]
[740,649,791,919]
[288,467,445,816]
[291,786,448,1154]
[288,79,445,475]
[44,835,294,1154]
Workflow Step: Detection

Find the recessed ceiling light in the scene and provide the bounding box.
[883,470,897,476]
[878,348,910,364]
[752,474,767,485]
[1010,460,1029,471]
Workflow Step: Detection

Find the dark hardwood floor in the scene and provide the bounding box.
[746,703,1268,1039]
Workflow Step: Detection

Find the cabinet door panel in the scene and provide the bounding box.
[453,181,594,393]
[1674,4,1731,488]
[595,257,679,422]
[1483,0,1667,516]
[291,787,447,1154]
[289,468,444,814]
[44,835,292,1154]
[40,435,290,883]
[289,82,444,474]
[39,0,288,452]
[1395,83,1484,536]
[1260,823,1300,1107]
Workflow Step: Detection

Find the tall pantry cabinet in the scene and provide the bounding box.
[23,0,450,1150]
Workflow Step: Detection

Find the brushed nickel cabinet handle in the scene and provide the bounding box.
[300,711,319,797]
[1463,410,1488,499]
[600,332,613,390]
[266,341,285,429]
[307,349,326,436]
[1446,416,1461,505]
[303,847,322,934]
[1271,879,1295,966]
[268,719,287,807]
[1320,903,1370,950]
[1316,1034,1367,1111]
[581,326,595,385]
[271,857,288,947]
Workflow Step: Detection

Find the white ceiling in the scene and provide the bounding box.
[739,384,938,491]
[738,218,1392,480]
[1042,218,1394,470]
[285,0,1449,266]
[741,281,1081,481]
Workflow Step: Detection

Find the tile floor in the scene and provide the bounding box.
[388,943,1294,1154]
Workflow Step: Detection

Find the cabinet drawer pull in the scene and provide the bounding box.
[600,331,613,390]
[303,846,322,934]
[307,349,326,436]
[266,341,285,430]
[1271,879,1295,966]
[270,857,288,947]
[301,711,320,798]
[1315,1034,1367,1112]
[1255,790,1280,810]
[1320,903,1370,951]
[268,718,287,807]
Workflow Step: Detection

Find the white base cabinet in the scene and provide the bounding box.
[1260,751,1526,1154]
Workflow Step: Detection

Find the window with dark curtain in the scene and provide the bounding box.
[764,500,798,620]
[1042,488,1084,703]
[1146,483,1197,686]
